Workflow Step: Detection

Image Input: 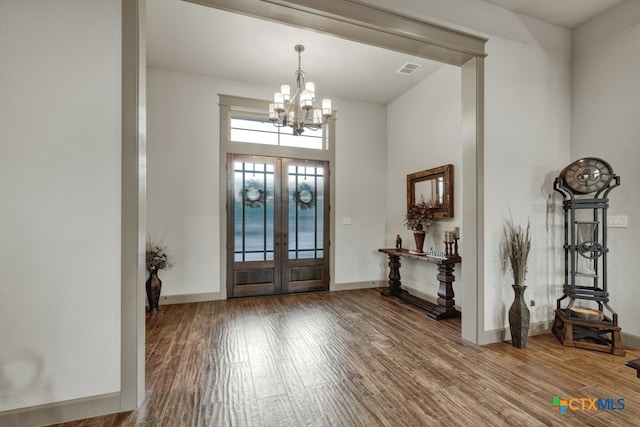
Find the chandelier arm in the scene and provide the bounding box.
[301,107,311,128]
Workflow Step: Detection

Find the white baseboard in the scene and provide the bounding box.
[157,291,224,305]
[331,280,386,291]
[622,332,640,350]
[478,321,553,345]
[0,392,120,427]
[156,285,388,304]
[479,322,640,351]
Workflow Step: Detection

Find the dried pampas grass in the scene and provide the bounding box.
[501,216,531,287]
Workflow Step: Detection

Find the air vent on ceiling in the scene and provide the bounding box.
[397,62,422,75]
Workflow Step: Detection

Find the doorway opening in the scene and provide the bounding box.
[227,154,330,297]
[121,0,486,412]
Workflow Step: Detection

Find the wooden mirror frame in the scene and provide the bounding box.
[407,164,454,219]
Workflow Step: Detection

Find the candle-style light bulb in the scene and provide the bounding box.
[274,92,284,112]
[322,98,332,117]
[280,85,291,102]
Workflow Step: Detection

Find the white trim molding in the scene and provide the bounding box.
[120,0,147,411]
[0,393,121,427]
[622,332,640,350]
[158,292,225,305]
[332,280,386,291]
[480,321,553,346]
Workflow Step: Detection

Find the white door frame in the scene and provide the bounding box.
[121,0,486,411]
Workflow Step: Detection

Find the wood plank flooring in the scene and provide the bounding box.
[50,289,640,426]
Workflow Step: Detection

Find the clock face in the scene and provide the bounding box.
[561,158,613,194]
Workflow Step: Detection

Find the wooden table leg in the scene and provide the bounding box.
[381,254,402,296]
[436,261,456,309]
[429,260,461,320]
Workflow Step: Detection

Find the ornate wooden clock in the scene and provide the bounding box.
[552,157,625,356]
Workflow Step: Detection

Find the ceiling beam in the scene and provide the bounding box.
[182,0,487,66]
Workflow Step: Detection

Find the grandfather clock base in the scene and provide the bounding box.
[552,309,625,357]
[378,248,461,320]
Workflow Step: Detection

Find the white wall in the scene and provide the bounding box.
[572,0,640,338]
[386,65,464,305]
[147,68,222,297]
[333,99,388,285]
[483,34,570,330]
[0,0,121,411]
[366,0,572,333]
[147,67,388,297]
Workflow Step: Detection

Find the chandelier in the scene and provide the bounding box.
[269,45,332,136]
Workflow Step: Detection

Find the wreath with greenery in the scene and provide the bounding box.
[295,182,315,210]
[240,179,266,208]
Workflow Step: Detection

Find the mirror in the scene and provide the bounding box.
[407,164,454,218]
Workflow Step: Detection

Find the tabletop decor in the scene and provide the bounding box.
[404,200,435,253]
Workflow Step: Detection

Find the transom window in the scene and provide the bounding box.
[230,109,325,150]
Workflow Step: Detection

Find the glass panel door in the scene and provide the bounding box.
[227,155,329,297]
[282,159,329,294]
[227,155,280,297]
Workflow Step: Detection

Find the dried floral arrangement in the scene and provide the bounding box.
[501,216,531,287]
[404,199,436,231]
[146,235,174,273]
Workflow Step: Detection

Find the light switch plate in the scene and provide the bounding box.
[607,215,628,228]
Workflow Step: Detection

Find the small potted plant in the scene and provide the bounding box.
[404,199,435,253]
[145,237,174,313]
[500,216,531,348]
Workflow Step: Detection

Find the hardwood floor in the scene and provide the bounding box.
[51,289,640,426]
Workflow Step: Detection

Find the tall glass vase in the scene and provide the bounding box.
[508,285,530,348]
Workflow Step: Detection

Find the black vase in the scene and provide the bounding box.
[508,285,530,349]
[146,268,162,313]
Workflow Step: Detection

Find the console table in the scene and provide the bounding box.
[378,248,461,320]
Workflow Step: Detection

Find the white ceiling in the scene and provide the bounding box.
[481,0,625,29]
[146,0,444,105]
[147,0,625,104]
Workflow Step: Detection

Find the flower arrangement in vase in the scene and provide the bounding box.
[500,216,531,348]
[404,199,435,253]
[146,240,174,273]
[145,237,174,313]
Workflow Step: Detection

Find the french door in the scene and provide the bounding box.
[227,154,329,297]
